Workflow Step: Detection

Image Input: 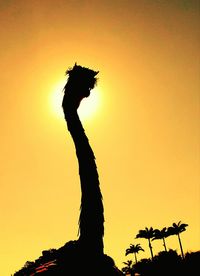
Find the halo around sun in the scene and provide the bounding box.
[49,79,101,120]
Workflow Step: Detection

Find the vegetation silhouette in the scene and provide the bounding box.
[167,221,188,259]
[122,250,200,276]
[152,227,169,252]
[125,244,144,264]
[123,221,200,275]
[136,227,154,260]
[13,64,123,276]
[62,63,104,256]
[122,260,133,275]
[135,221,188,261]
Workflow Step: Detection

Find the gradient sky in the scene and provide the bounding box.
[0,1,199,275]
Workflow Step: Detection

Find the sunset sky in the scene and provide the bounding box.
[0,1,199,275]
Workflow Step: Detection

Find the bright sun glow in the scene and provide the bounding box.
[49,79,101,120]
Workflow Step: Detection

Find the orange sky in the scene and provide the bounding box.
[0,1,199,275]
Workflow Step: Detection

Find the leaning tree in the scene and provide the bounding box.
[152,227,170,252]
[167,221,188,259]
[136,227,154,260]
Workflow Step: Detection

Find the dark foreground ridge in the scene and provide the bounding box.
[13,241,123,275]
[13,248,200,276]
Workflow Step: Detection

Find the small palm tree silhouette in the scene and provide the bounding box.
[152,227,169,252]
[122,260,132,274]
[125,244,144,264]
[167,221,188,259]
[136,227,154,260]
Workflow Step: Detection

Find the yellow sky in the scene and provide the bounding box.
[0,1,199,275]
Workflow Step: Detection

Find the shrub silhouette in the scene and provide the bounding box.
[131,250,200,276]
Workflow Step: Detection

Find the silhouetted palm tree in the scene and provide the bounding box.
[62,64,104,255]
[167,221,188,259]
[125,244,144,264]
[152,227,169,252]
[122,260,132,274]
[136,227,154,259]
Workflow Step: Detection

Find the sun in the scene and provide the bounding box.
[49,79,101,120]
[78,87,101,120]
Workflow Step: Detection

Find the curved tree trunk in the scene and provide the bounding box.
[64,108,104,256]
